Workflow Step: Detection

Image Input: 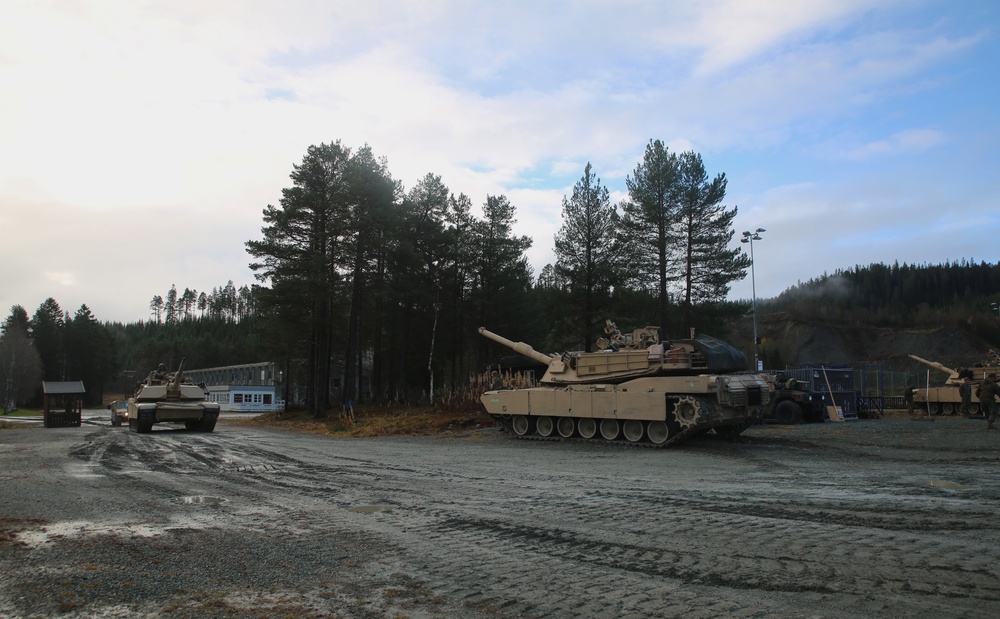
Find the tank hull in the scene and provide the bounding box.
[913,387,982,416]
[481,374,769,447]
[128,400,220,433]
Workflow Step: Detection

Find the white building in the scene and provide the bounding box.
[185,362,285,413]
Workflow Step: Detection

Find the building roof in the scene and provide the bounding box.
[42,381,86,395]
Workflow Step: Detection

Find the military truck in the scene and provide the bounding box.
[108,400,128,427]
[759,375,826,424]
[478,321,771,447]
[127,359,220,433]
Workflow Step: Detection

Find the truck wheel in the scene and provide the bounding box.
[775,401,802,424]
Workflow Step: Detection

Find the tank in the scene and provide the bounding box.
[759,375,827,424]
[127,358,220,433]
[908,353,1000,415]
[479,321,772,447]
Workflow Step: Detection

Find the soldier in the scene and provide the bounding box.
[976,373,999,429]
[153,363,168,380]
[958,376,973,417]
[904,384,917,416]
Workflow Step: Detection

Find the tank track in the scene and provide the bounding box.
[491,414,721,449]
[487,394,755,448]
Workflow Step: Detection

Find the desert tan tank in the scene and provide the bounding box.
[127,358,220,433]
[909,353,1000,415]
[479,321,772,447]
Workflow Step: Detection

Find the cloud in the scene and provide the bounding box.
[844,129,945,159]
[665,0,881,76]
[1,1,997,322]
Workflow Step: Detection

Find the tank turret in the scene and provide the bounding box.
[479,322,770,447]
[481,321,747,386]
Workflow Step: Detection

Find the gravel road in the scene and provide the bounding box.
[2,413,1000,618]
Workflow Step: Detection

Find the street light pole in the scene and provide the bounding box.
[741,228,765,371]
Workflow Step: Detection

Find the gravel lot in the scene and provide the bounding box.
[2,412,1000,618]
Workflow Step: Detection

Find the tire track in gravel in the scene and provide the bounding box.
[58,424,1000,618]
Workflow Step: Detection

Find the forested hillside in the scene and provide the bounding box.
[732,260,1000,371]
[762,260,1000,333]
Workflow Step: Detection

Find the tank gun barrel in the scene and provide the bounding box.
[908,354,958,377]
[172,357,187,390]
[478,327,554,365]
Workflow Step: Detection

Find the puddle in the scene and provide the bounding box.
[178,496,226,505]
[349,505,393,513]
[928,480,975,490]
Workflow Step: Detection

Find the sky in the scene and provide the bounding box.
[2,0,999,324]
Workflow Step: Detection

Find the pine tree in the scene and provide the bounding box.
[553,163,622,351]
[673,151,750,332]
[30,298,65,381]
[0,305,42,412]
[247,141,353,417]
[471,194,533,366]
[64,304,116,405]
[621,139,680,331]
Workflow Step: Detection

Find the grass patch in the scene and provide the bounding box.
[0,408,42,417]
[239,404,492,438]
[0,420,32,430]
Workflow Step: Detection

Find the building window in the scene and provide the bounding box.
[264,394,272,404]
[234,393,244,404]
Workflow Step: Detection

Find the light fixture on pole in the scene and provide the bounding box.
[740,228,765,371]
[992,302,999,317]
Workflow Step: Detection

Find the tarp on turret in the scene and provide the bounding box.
[676,334,748,373]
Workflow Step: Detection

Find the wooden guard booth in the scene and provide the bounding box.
[42,381,85,428]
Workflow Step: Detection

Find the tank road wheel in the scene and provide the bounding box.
[647,421,670,445]
[536,416,555,437]
[557,417,576,438]
[623,420,644,443]
[511,415,533,436]
[599,418,620,440]
[577,418,597,439]
[673,396,702,429]
[185,420,200,430]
